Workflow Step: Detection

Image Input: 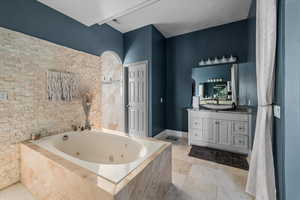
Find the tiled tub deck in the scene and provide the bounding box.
[1,136,251,200]
[20,140,172,200]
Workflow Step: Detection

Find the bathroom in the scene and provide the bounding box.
[0,0,299,200]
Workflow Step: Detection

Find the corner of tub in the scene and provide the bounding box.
[20,141,39,152]
[20,141,31,152]
[146,136,173,147]
[113,139,172,200]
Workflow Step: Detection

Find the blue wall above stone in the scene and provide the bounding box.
[123,25,153,136]
[123,25,166,137]
[282,0,300,199]
[151,26,166,136]
[192,65,231,84]
[0,1,261,154]
[274,0,285,199]
[123,25,152,65]
[0,0,124,59]
[166,20,250,132]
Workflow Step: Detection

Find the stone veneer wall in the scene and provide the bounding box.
[0,27,123,189]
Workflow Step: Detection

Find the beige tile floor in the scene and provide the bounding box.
[163,136,253,200]
[0,183,37,200]
[0,137,253,200]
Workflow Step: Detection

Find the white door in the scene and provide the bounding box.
[127,62,148,137]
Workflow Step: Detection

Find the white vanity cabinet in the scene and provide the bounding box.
[188,109,251,154]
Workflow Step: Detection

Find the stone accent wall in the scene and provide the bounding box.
[0,27,123,189]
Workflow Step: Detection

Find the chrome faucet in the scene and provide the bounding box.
[212,98,220,105]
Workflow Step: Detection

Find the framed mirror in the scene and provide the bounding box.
[192,64,238,109]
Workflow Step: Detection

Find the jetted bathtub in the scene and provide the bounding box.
[31,130,164,183]
[21,130,172,200]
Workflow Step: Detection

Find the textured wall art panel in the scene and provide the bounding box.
[47,71,79,101]
[0,27,123,189]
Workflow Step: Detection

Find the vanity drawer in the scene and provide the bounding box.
[190,117,202,129]
[233,121,248,135]
[233,135,248,148]
[190,130,203,141]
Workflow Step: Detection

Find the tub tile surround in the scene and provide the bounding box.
[3,137,252,200]
[0,27,123,189]
[0,131,20,189]
[20,137,172,200]
[0,145,20,190]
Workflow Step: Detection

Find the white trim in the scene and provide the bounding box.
[95,127,127,135]
[167,129,188,138]
[100,51,122,64]
[123,60,149,68]
[97,0,160,25]
[154,130,168,139]
[247,150,252,165]
[122,64,127,133]
[154,129,188,139]
[123,61,149,137]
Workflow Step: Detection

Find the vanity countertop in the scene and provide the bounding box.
[187,107,252,114]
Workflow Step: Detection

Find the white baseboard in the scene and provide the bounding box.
[247,150,252,164]
[154,129,188,139]
[154,130,168,139]
[94,128,127,135]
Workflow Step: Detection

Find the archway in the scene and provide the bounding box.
[99,51,124,131]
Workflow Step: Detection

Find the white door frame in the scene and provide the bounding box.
[123,60,149,137]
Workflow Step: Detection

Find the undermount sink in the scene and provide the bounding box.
[199,104,235,111]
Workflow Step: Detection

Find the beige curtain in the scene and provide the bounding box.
[246,0,277,199]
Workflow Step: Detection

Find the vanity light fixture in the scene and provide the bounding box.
[198,55,238,67]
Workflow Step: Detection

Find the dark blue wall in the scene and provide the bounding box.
[192,65,231,84]
[166,20,250,131]
[238,0,257,108]
[124,25,166,137]
[151,26,166,136]
[238,0,258,149]
[275,0,285,199]
[123,25,152,64]
[123,25,153,136]
[283,0,300,199]
[275,0,300,199]
[0,0,123,59]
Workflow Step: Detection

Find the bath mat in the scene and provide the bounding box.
[188,145,249,170]
[165,136,179,141]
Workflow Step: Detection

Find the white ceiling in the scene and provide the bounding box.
[38,0,252,38]
[38,0,160,26]
[107,0,252,38]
